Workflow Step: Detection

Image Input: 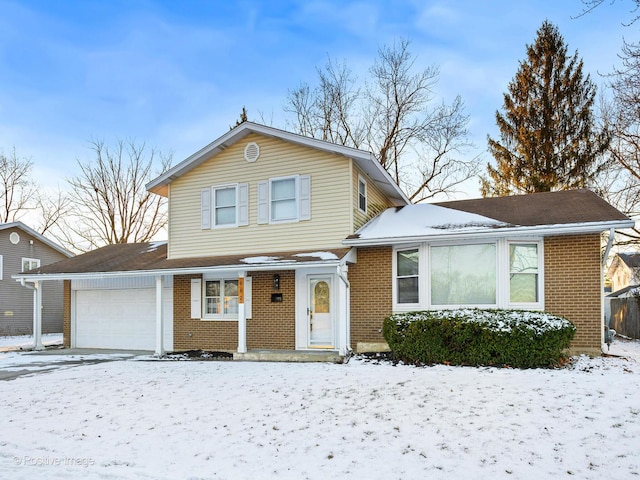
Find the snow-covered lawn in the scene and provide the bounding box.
[1,340,639,480]
[0,333,62,351]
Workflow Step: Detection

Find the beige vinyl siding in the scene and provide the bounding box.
[168,133,352,258]
[352,163,395,231]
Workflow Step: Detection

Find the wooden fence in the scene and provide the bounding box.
[609,296,640,339]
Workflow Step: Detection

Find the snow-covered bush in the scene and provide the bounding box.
[382,309,576,368]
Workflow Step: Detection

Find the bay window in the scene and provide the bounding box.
[393,239,543,311]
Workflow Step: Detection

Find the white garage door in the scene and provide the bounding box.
[75,284,172,350]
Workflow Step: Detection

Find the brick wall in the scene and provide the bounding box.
[63,280,71,348]
[349,246,393,349]
[173,271,295,352]
[247,271,295,350]
[544,234,603,355]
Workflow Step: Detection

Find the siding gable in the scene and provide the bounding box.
[168,133,352,258]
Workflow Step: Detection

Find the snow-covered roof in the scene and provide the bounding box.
[345,190,635,246]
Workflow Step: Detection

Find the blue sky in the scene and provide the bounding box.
[0,0,635,198]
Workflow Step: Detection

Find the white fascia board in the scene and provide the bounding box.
[146,122,409,203]
[0,221,74,257]
[12,259,348,283]
[343,220,636,247]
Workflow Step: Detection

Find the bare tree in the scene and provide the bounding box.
[0,148,37,223]
[577,0,640,24]
[284,38,473,202]
[60,139,172,252]
[285,58,363,147]
[35,189,72,237]
[592,42,640,246]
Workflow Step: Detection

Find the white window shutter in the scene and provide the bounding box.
[257,181,268,224]
[238,183,249,226]
[299,175,311,221]
[244,277,252,319]
[201,188,211,229]
[190,278,202,319]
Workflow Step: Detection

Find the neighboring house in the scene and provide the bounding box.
[0,222,73,336]
[606,253,640,293]
[15,123,634,357]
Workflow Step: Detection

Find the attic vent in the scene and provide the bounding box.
[9,232,20,244]
[244,142,260,163]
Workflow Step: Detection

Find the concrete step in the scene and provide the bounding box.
[233,350,344,363]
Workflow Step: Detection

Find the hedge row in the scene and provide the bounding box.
[382,309,576,368]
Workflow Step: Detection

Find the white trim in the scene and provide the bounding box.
[0,222,73,257]
[13,259,346,282]
[345,219,635,246]
[0,254,3,280]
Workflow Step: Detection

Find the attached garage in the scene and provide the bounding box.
[72,277,173,351]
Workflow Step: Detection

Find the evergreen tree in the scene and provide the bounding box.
[481,20,608,196]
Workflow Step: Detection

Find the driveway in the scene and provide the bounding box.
[0,349,149,381]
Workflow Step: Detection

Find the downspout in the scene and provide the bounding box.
[337,265,351,357]
[602,228,615,267]
[602,228,616,349]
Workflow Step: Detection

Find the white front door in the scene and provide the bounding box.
[308,276,334,348]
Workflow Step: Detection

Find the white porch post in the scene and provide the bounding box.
[155,275,164,356]
[33,280,43,351]
[237,271,247,353]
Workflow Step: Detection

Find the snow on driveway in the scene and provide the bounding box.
[0,341,639,480]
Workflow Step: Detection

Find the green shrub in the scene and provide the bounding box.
[382,309,576,368]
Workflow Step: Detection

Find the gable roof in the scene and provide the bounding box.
[432,189,630,226]
[615,252,640,269]
[15,241,353,280]
[0,222,73,258]
[146,121,409,205]
[345,189,635,246]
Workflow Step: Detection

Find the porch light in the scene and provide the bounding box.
[273,274,280,290]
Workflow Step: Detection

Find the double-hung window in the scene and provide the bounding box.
[214,186,237,227]
[358,176,367,213]
[396,248,420,304]
[201,184,248,229]
[204,279,239,317]
[509,243,539,304]
[271,177,297,222]
[257,175,311,224]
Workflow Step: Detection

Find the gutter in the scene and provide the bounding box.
[343,220,636,247]
[12,251,358,283]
